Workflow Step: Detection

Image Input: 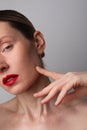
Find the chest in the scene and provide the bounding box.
[1,108,87,130]
[1,116,87,130]
[1,119,87,130]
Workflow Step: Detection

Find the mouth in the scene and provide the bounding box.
[2,74,19,87]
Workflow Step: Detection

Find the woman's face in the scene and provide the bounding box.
[0,22,44,94]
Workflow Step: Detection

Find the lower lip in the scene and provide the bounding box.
[3,76,19,87]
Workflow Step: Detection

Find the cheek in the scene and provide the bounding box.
[19,54,41,88]
[0,43,42,94]
[21,67,39,88]
[7,45,41,79]
[9,63,39,95]
[6,51,41,94]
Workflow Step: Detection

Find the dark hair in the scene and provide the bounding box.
[0,10,45,58]
[0,10,36,40]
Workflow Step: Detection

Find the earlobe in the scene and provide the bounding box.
[34,31,45,57]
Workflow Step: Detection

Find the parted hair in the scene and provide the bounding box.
[0,10,45,58]
[0,10,36,40]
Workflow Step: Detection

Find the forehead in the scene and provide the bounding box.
[0,21,16,35]
[0,21,33,48]
[0,21,23,42]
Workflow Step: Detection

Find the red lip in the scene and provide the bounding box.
[2,74,19,87]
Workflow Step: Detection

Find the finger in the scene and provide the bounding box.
[40,76,70,103]
[55,80,75,105]
[55,89,67,105]
[36,66,63,80]
[61,90,78,104]
[33,80,59,97]
[41,83,61,104]
[62,86,87,104]
[33,86,51,97]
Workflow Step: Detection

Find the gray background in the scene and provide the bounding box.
[0,0,87,103]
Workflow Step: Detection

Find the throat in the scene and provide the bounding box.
[16,76,51,120]
[17,97,49,122]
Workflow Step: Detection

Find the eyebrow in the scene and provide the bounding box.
[0,35,14,44]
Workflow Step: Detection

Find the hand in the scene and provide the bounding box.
[33,66,87,105]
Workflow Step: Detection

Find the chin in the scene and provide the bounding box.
[7,84,29,95]
[7,73,39,95]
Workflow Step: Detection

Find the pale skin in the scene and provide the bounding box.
[0,21,87,130]
[34,67,87,105]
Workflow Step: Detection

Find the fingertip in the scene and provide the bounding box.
[35,66,40,70]
[41,100,44,104]
[33,93,38,97]
[41,100,46,104]
[55,100,60,106]
[35,66,43,73]
[55,102,58,106]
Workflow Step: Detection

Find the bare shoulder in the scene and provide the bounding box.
[0,102,9,124]
[0,97,17,114]
[0,103,6,115]
[51,98,87,118]
[62,98,87,116]
[68,98,87,109]
[74,98,87,113]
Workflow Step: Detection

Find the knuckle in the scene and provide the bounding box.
[66,72,74,76]
[67,72,79,81]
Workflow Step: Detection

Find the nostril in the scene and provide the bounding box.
[0,63,9,73]
[0,67,6,73]
[1,67,6,72]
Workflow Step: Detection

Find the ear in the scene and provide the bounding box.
[33,31,45,57]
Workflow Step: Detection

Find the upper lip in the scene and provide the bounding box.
[2,74,19,84]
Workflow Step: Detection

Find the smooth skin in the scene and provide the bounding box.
[34,66,87,105]
[0,22,87,130]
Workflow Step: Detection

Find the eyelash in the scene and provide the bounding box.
[2,45,13,53]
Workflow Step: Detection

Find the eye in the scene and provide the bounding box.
[2,44,13,53]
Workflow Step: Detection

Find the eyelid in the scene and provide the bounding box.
[1,42,11,47]
[1,43,13,53]
[0,41,11,46]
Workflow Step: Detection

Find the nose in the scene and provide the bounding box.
[0,62,9,73]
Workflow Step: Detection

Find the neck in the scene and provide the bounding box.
[16,75,51,120]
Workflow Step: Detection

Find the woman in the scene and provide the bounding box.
[0,10,87,130]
